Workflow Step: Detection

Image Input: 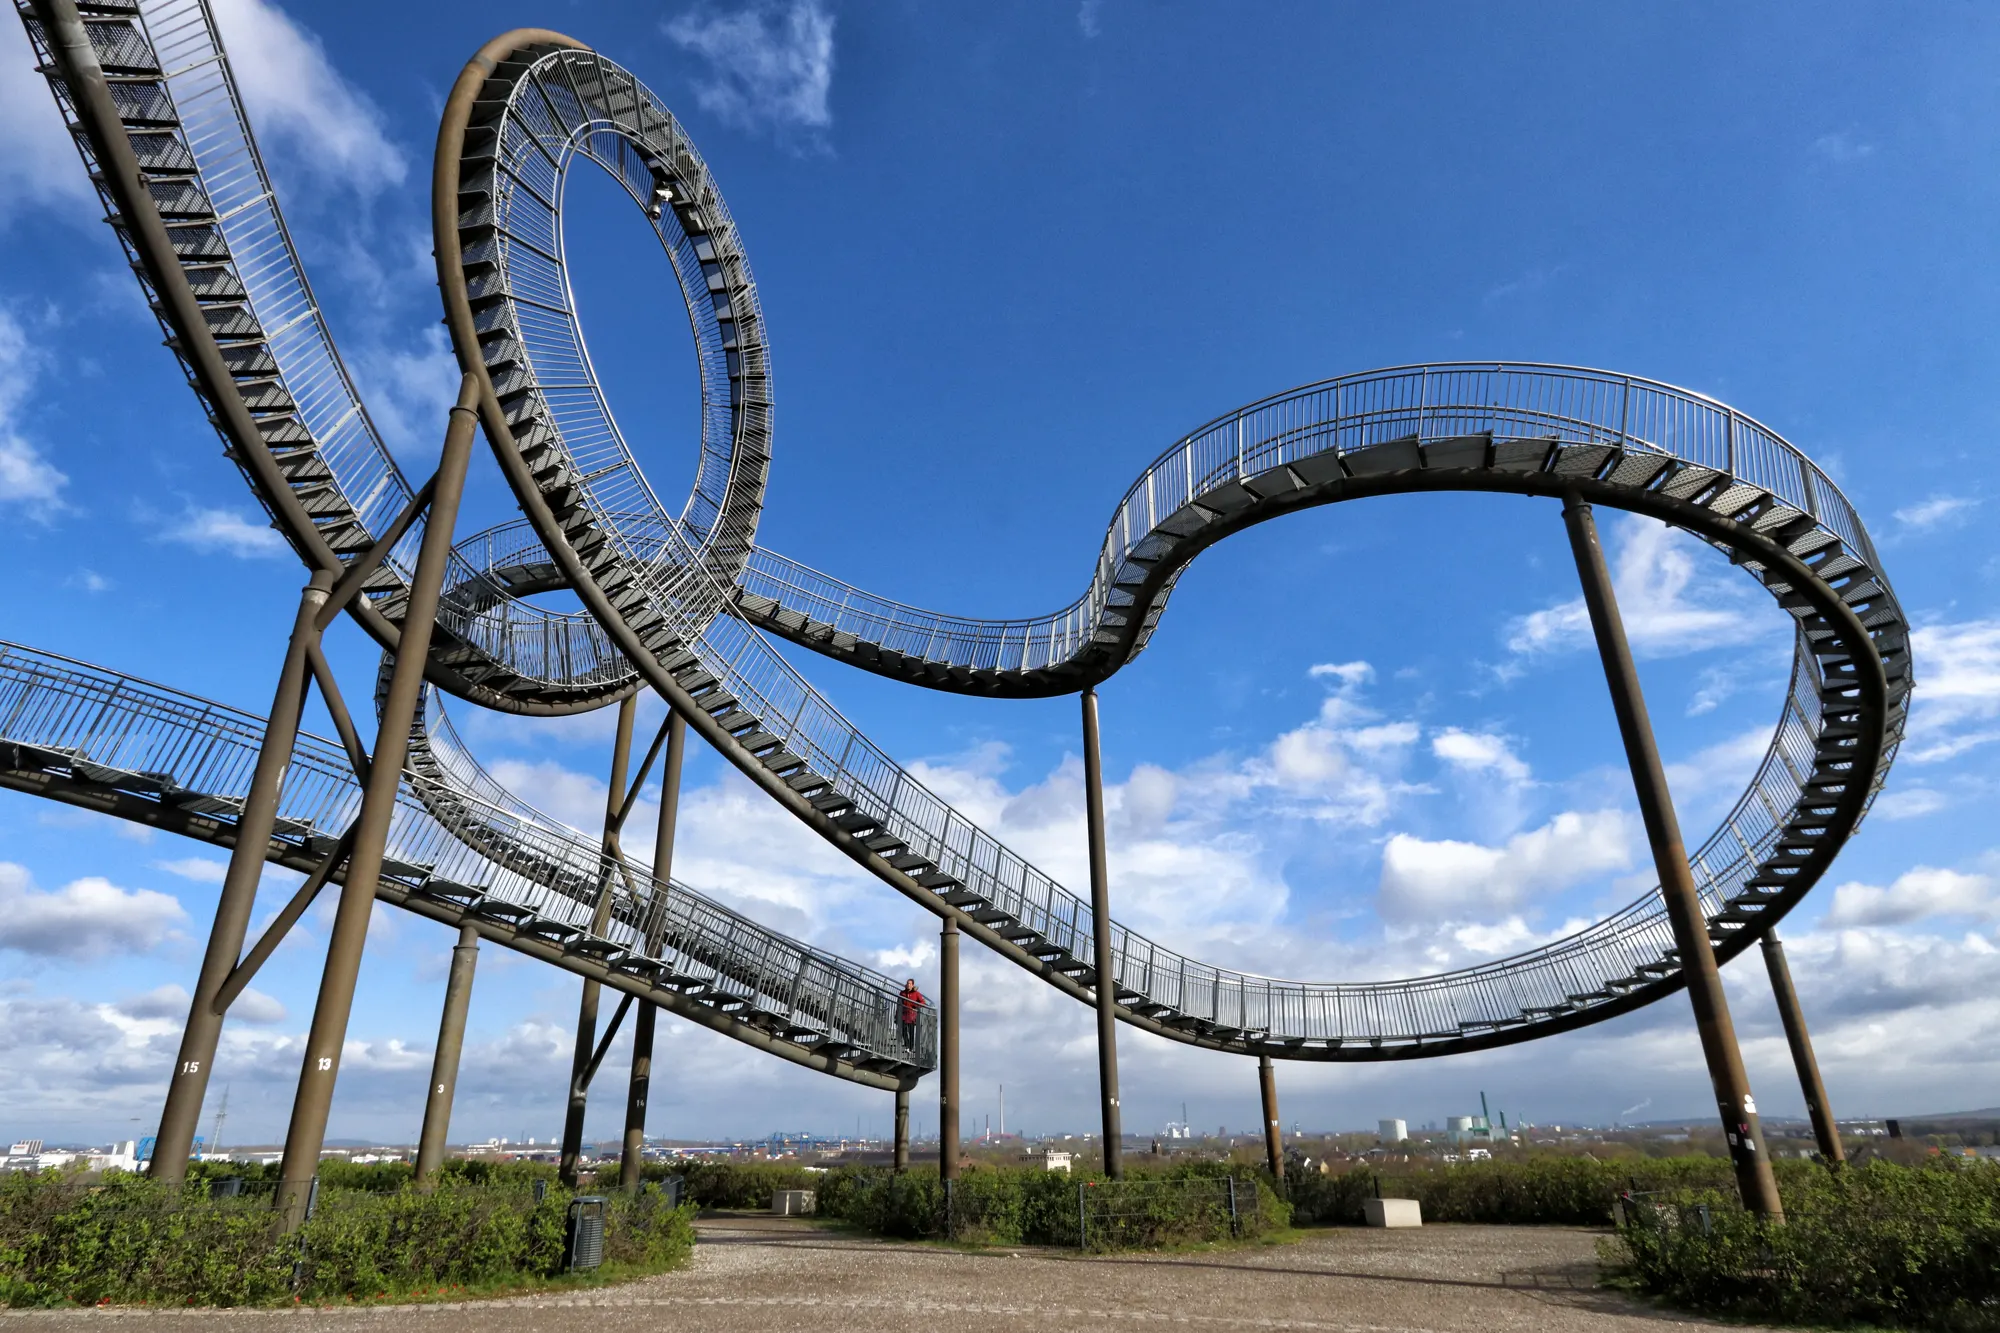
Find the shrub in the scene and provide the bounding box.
[0,1168,694,1308]
[1284,1155,1737,1226]
[1608,1158,2000,1331]
[816,1163,1285,1249]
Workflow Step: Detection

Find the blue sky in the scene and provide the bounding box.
[3,0,1999,1149]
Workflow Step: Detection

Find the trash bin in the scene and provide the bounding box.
[566,1195,607,1270]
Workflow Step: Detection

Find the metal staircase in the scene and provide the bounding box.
[0,642,934,1085]
[16,0,631,717]
[18,0,1909,1068]
[443,34,1904,1061]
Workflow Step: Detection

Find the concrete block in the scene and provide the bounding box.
[1363,1197,1421,1228]
[772,1188,817,1216]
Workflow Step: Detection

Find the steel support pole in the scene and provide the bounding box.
[1259,1054,1285,1187]
[1562,497,1783,1220]
[414,924,480,1186]
[1081,688,1123,1179]
[561,693,639,1188]
[622,711,684,1193]
[1761,933,1845,1165]
[150,572,331,1182]
[940,915,960,1182]
[274,378,478,1226]
[894,1086,911,1172]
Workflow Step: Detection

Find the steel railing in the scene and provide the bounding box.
[0,642,934,1070]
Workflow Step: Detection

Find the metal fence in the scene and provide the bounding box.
[1076,1177,1241,1251]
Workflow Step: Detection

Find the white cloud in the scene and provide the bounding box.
[1869,787,1949,822]
[665,0,836,134]
[157,505,288,558]
[1307,661,1372,686]
[207,0,405,195]
[116,984,192,1021]
[155,857,229,884]
[1504,516,1764,661]
[0,17,94,221]
[1377,810,1634,923]
[1431,728,1530,784]
[1811,131,1875,164]
[0,308,67,517]
[349,327,460,454]
[230,987,288,1025]
[1663,726,1771,803]
[1825,866,1998,928]
[64,568,111,593]
[876,942,934,973]
[1895,494,1978,533]
[1686,664,1737,716]
[1904,620,2000,763]
[1078,0,1104,37]
[0,863,186,959]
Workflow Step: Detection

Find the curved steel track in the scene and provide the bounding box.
[19,4,1909,1066]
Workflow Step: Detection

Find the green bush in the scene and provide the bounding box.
[816,1163,1286,1249]
[1284,1155,1737,1226]
[0,1169,695,1308]
[1608,1159,2000,1331]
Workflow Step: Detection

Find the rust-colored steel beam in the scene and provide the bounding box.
[561,693,638,1187]
[1762,933,1845,1165]
[274,376,479,1227]
[1563,496,1783,1220]
[151,572,330,1183]
[1082,689,1124,1179]
[1259,1055,1285,1186]
[415,924,480,1185]
[623,710,685,1192]
[940,915,960,1182]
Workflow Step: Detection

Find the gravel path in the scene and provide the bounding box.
[0,1213,1778,1330]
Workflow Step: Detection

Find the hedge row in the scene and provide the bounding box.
[0,1170,694,1308]
[1608,1159,2000,1331]
[1283,1155,1744,1226]
[816,1162,1288,1250]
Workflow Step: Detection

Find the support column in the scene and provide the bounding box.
[939,916,960,1182]
[1259,1055,1285,1187]
[414,924,480,1185]
[1082,689,1123,1179]
[622,711,684,1193]
[1563,496,1783,1220]
[1761,933,1845,1165]
[153,571,331,1183]
[894,1086,910,1172]
[562,693,639,1188]
[276,378,479,1226]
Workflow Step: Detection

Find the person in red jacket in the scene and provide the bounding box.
[898,978,926,1047]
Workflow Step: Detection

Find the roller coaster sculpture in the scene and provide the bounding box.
[11,0,1907,1223]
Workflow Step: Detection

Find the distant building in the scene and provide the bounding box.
[90,1141,141,1173]
[1378,1119,1408,1143]
[1043,1151,1072,1172]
